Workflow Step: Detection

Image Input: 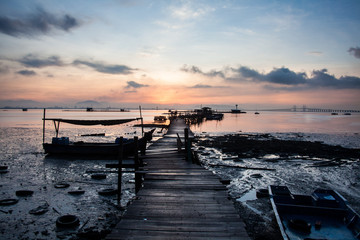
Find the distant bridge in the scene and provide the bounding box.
[254,107,360,113]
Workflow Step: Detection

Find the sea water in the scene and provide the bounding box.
[0,109,359,239]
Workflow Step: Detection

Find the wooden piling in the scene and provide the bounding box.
[134,137,142,193]
[117,137,123,204]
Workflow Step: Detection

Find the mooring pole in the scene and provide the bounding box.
[139,106,144,137]
[42,108,46,144]
[117,137,123,205]
[184,128,189,161]
[134,136,141,193]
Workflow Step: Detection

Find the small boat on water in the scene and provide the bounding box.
[206,113,224,120]
[269,185,360,240]
[42,110,154,157]
[154,116,167,121]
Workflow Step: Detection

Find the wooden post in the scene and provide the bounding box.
[42,108,46,144]
[184,128,189,161]
[134,137,141,193]
[117,137,123,204]
[139,106,144,137]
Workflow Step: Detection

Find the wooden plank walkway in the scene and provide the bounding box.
[106,119,250,240]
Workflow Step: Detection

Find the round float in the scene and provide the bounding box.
[56,215,80,227]
[16,190,34,197]
[54,183,70,189]
[98,188,117,196]
[91,174,107,180]
[68,190,85,195]
[0,198,19,206]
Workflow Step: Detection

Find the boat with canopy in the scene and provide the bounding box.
[42,109,153,157]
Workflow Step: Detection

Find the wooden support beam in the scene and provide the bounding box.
[117,137,123,205]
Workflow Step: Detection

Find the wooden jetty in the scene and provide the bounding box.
[106,118,250,240]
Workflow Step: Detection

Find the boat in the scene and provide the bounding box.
[42,110,154,157]
[154,116,167,121]
[269,185,360,240]
[206,113,224,120]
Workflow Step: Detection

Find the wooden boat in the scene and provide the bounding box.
[42,109,154,157]
[269,185,360,240]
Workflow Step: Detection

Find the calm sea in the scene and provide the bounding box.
[0,109,359,148]
[0,109,359,239]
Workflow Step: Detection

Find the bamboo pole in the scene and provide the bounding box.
[139,105,144,137]
[117,137,123,204]
[42,108,46,144]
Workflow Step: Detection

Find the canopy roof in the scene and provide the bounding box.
[43,118,138,126]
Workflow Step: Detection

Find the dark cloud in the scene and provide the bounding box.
[265,68,307,85]
[183,64,360,89]
[73,60,135,74]
[181,65,225,78]
[18,54,64,68]
[309,69,360,89]
[125,81,149,89]
[17,70,36,76]
[348,47,360,59]
[0,8,80,37]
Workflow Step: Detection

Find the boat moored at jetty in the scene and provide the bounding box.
[269,185,360,240]
[42,109,154,157]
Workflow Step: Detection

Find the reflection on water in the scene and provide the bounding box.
[191,111,360,134]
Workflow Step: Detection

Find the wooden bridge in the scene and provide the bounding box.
[106,118,250,240]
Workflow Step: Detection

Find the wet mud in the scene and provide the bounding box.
[194,133,360,240]
[0,127,165,240]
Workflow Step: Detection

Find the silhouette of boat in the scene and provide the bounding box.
[42,110,154,157]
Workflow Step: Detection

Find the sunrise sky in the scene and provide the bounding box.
[0,0,359,109]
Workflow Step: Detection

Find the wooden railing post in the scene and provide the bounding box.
[134,136,142,193]
[117,137,123,204]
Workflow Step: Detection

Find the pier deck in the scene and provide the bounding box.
[106,119,250,240]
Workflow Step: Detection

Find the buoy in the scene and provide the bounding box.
[16,190,34,197]
[0,198,19,206]
[0,166,8,170]
[68,190,85,195]
[54,183,70,188]
[56,215,80,227]
[29,204,49,215]
[98,188,117,196]
[91,174,106,180]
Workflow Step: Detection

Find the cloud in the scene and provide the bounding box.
[0,63,9,74]
[308,51,323,56]
[17,70,36,76]
[169,2,214,20]
[0,8,80,37]
[125,81,149,89]
[190,84,212,88]
[18,54,64,68]
[181,64,225,78]
[189,84,227,88]
[73,60,136,74]
[348,47,360,59]
[183,64,360,89]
